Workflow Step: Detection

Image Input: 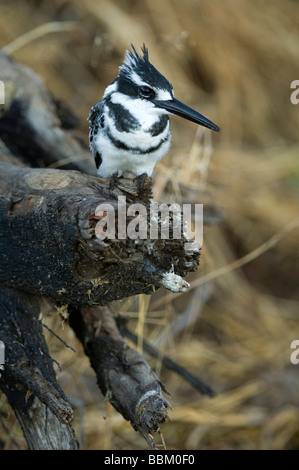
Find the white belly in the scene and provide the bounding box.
[96,131,171,177]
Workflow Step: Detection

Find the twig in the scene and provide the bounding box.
[3,21,78,54]
[41,321,76,354]
[121,326,216,397]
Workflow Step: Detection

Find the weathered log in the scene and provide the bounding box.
[0,288,78,449]
[69,305,172,447]
[0,161,200,447]
[0,50,95,174]
[0,162,199,306]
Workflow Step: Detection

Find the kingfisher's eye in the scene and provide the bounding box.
[139,86,155,99]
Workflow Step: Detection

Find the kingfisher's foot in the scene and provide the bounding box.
[109,172,119,191]
[134,172,148,194]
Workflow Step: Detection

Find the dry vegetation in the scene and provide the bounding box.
[1,0,299,450]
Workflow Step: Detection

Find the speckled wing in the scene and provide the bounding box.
[88,100,105,169]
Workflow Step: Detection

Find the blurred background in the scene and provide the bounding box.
[1,0,299,450]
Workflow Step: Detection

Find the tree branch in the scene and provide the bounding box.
[69,305,172,447]
[0,288,78,449]
[0,162,199,305]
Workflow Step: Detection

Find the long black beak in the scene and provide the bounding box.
[154,97,220,132]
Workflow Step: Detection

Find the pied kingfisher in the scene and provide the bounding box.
[88,44,220,179]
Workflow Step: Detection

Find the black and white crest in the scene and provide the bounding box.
[119,43,173,93]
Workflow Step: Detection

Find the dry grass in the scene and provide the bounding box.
[1,0,299,450]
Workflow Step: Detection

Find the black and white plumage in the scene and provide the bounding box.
[88,44,220,178]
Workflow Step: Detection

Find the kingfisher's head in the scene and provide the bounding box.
[104,43,220,132]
